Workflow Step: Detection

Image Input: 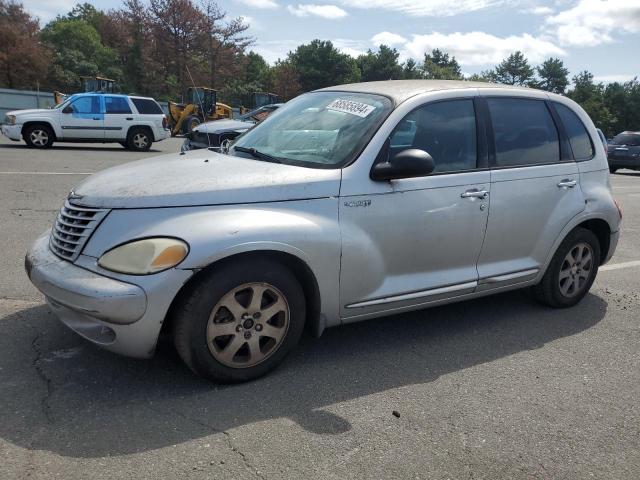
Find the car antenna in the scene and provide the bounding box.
[184,63,213,152]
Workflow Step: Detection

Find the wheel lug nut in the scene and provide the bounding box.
[236,325,243,333]
[244,331,252,339]
[255,324,263,331]
[253,312,261,319]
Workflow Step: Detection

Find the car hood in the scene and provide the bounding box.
[9,108,53,117]
[71,148,341,209]
[195,119,252,134]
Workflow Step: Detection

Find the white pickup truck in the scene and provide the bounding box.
[2,93,170,151]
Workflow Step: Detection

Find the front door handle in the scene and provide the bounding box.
[92,117,101,121]
[557,179,577,189]
[461,189,489,199]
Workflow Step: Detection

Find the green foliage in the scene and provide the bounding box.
[41,18,121,91]
[357,45,402,82]
[289,40,360,91]
[401,58,423,79]
[567,71,615,135]
[493,51,534,86]
[536,57,569,94]
[422,49,462,80]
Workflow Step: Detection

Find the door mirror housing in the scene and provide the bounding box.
[371,149,436,181]
[62,105,73,114]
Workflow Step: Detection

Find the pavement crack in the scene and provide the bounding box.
[30,330,54,424]
[163,407,266,480]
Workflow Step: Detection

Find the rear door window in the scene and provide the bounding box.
[105,96,132,114]
[487,98,560,167]
[611,133,640,146]
[131,98,163,115]
[554,103,594,160]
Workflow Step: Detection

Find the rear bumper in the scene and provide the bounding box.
[603,230,620,265]
[25,233,191,358]
[2,123,22,141]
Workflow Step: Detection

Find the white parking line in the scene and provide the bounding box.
[0,171,91,175]
[600,260,640,272]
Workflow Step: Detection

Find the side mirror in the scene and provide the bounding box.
[62,106,73,114]
[371,149,435,181]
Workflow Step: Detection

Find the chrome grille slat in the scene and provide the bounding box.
[49,200,108,261]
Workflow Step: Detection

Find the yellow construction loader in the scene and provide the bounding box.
[168,87,232,136]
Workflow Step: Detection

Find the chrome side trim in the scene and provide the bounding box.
[345,281,478,309]
[480,268,539,284]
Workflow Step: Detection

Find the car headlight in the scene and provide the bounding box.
[5,115,16,125]
[98,238,189,275]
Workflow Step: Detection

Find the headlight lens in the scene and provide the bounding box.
[5,115,16,125]
[98,238,189,275]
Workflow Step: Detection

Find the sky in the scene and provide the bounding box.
[23,0,640,82]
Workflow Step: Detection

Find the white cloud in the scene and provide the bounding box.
[371,32,407,46]
[545,0,640,47]
[527,6,553,15]
[333,38,368,56]
[287,4,348,18]
[338,0,510,17]
[380,31,566,66]
[594,74,639,83]
[236,0,279,9]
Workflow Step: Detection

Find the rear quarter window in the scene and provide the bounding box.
[131,98,163,115]
[554,103,594,160]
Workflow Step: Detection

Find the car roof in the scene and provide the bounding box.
[316,79,528,105]
[75,93,156,101]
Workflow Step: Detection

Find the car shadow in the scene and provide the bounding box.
[0,291,607,458]
[614,171,640,177]
[0,144,163,153]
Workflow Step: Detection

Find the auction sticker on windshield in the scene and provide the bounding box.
[326,99,376,118]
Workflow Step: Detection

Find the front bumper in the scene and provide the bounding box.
[25,233,190,358]
[1,123,22,141]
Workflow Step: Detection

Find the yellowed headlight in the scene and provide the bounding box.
[98,238,188,275]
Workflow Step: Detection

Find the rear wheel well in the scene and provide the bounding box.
[127,125,154,142]
[575,219,611,265]
[163,250,322,337]
[22,121,56,140]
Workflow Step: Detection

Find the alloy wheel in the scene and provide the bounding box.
[133,133,149,149]
[206,282,290,368]
[558,242,593,298]
[30,129,49,147]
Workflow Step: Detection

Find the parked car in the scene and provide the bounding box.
[181,103,282,152]
[607,131,640,173]
[25,80,622,383]
[2,93,170,151]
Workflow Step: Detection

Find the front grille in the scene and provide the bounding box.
[49,201,109,261]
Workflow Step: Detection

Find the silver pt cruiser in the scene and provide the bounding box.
[26,80,622,383]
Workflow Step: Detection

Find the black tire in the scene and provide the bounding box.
[182,115,201,135]
[609,166,618,174]
[23,124,54,149]
[531,227,600,308]
[173,259,306,383]
[126,127,152,152]
[119,141,128,148]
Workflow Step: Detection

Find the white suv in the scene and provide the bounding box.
[2,93,170,151]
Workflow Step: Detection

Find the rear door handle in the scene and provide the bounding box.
[461,189,489,199]
[557,179,577,189]
[126,117,133,121]
[92,117,101,121]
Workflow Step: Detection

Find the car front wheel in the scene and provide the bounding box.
[24,124,54,149]
[173,259,306,383]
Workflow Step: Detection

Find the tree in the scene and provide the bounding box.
[567,71,615,134]
[536,57,569,94]
[402,58,423,79]
[199,0,251,89]
[604,79,640,136]
[422,49,462,80]
[41,17,121,91]
[270,59,301,100]
[289,40,360,91]
[493,51,534,86]
[0,0,50,89]
[357,45,402,82]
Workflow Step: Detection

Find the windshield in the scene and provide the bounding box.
[239,105,276,122]
[54,95,77,110]
[231,92,393,168]
[611,133,640,146]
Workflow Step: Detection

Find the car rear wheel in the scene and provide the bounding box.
[531,227,600,308]
[126,127,152,152]
[24,124,54,149]
[173,259,306,383]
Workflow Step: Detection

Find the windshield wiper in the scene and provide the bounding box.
[233,146,282,164]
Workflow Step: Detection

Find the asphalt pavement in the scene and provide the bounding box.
[0,135,638,479]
